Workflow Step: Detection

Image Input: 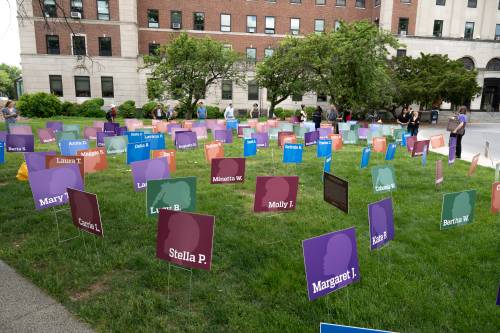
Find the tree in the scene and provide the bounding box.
[0,64,21,98]
[389,53,482,110]
[255,37,309,117]
[142,33,244,119]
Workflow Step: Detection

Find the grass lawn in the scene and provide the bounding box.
[0,117,499,333]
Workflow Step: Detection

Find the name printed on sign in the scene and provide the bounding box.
[149,204,181,215]
[372,231,387,246]
[78,217,101,233]
[56,157,83,164]
[9,147,26,152]
[376,184,395,192]
[69,141,86,146]
[39,193,68,207]
[287,145,303,150]
[312,267,357,294]
[268,200,294,209]
[135,143,147,149]
[212,175,243,183]
[178,143,196,149]
[79,150,104,157]
[443,214,470,227]
[169,248,206,264]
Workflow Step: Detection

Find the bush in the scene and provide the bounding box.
[142,101,163,119]
[16,92,62,118]
[60,101,80,117]
[305,106,315,120]
[79,98,105,118]
[119,100,136,118]
[273,107,284,120]
[206,105,223,119]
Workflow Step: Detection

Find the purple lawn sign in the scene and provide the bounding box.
[167,123,182,135]
[24,151,56,172]
[131,157,170,192]
[358,128,369,140]
[104,122,119,133]
[290,115,300,124]
[176,131,198,150]
[191,121,206,128]
[46,121,63,132]
[93,121,105,131]
[83,127,99,140]
[497,283,500,305]
[97,131,115,147]
[302,227,360,301]
[192,126,208,140]
[448,145,456,165]
[10,125,33,135]
[37,128,56,144]
[116,126,128,136]
[214,129,228,143]
[251,132,269,148]
[172,128,191,142]
[368,197,395,250]
[318,127,333,139]
[6,134,34,152]
[449,136,457,147]
[0,131,7,142]
[28,164,84,210]
[304,131,319,146]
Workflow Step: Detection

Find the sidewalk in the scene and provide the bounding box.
[0,260,94,333]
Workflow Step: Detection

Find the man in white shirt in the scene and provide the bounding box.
[224,103,235,120]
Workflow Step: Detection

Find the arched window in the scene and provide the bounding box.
[458,57,475,70]
[486,58,500,71]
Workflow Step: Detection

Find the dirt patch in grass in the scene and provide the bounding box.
[70,274,112,301]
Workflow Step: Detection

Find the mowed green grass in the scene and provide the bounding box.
[0,117,499,333]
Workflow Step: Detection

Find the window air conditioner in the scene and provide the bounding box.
[70,12,82,19]
[172,23,181,29]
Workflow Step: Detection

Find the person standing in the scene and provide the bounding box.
[450,106,468,159]
[327,104,339,133]
[407,109,420,136]
[397,107,411,129]
[299,104,307,122]
[197,101,207,120]
[312,106,323,130]
[224,103,235,120]
[152,103,165,120]
[250,103,259,119]
[106,104,117,122]
[2,100,18,133]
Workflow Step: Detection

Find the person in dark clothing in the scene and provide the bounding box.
[397,107,411,129]
[450,105,468,159]
[312,106,323,130]
[407,109,420,136]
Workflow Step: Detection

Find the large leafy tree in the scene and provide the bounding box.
[255,37,309,117]
[142,33,244,119]
[0,64,21,98]
[389,53,482,109]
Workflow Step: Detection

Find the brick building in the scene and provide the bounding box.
[18,0,500,112]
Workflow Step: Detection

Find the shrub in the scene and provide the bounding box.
[60,101,80,117]
[142,101,163,119]
[305,106,315,120]
[206,105,223,119]
[16,92,62,118]
[273,107,284,120]
[79,98,105,118]
[119,100,136,118]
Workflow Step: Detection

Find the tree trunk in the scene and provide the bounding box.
[269,101,276,119]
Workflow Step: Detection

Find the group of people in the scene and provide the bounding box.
[396,107,421,136]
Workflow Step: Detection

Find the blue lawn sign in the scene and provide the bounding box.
[283,143,303,163]
[59,139,89,156]
[320,323,393,333]
[244,138,257,157]
[127,141,150,164]
[360,147,371,169]
[323,155,332,174]
[422,145,428,166]
[385,143,397,161]
[402,133,411,147]
[127,131,145,144]
[0,141,4,164]
[317,139,332,158]
[226,119,238,130]
[144,133,165,150]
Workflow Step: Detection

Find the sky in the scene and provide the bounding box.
[0,0,21,66]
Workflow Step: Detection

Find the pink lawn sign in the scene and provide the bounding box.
[10,125,32,135]
[256,123,269,133]
[93,121,105,131]
[192,126,208,140]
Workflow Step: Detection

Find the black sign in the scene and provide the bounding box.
[323,172,348,213]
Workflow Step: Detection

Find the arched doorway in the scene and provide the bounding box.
[481,58,500,112]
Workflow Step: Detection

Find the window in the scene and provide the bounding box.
[72,35,86,56]
[336,0,346,6]
[464,22,474,39]
[49,75,63,97]
[355,0,365,8]
[316,0,326,4]
[400,0,411,3]
[148,10,159,28]
[75,76,91,97]
[290,0,301,3]
[246,48,257,63]
[317,94,327,102]
[264,48,274,58]
[221,14,231,32]
[334,20,341,31]
[223,44,232,52]
[222,80,232,100]
[149,43,160,55]
[467,0,477,8]
[97,0,110,20]
[247,15,257,33]
[193,12,205,30]
[315,19,325,33]
[436,0,446,5]
[458,57,475,70]
[248,81,259,100]
[265,16,275,34]
[433,20,443,37]
[290,18,300,35]
[70,0,83,18]
[101,77,114,98]
[495,24,500,40]
[43,0,57,18]
[46,35,60,54]
[398,18,409,35]
[396,49,407,57]
[98,37,112,56]
[292,94,302,102]
[486,58,500,71]
[375,0,381,6]
[171,11,182,29]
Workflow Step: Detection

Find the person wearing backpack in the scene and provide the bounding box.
[106,104,117,122]
[327,104,339,133]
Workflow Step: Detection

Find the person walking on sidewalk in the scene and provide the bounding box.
[450,106,468,159]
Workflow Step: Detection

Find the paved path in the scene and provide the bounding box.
[418,123,500,169]
[0,260,94,333]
